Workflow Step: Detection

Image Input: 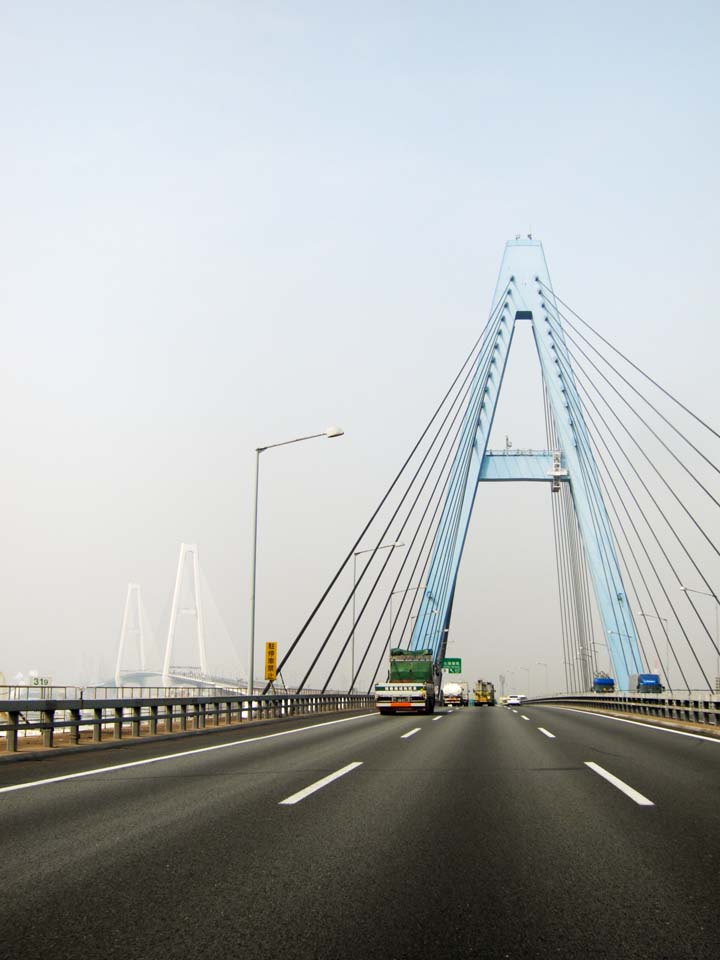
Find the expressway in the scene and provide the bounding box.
[0,704,718,959]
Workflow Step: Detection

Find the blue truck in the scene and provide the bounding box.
[592,675,615,693]
[628,673,665,694]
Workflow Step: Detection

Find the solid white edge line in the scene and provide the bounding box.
[278,761,363,806]
[585,761,654,806]
[0,713,378,796]
[543,705,720,744]
[401,727,421,739]
[538,727,556,738]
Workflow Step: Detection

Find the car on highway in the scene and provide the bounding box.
[507,695,521,706]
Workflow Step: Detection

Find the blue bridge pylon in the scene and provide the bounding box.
[410,238,644,690]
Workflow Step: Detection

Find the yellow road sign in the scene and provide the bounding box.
[265,641,278,681]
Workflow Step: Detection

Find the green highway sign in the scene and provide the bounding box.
[442,658,462,674]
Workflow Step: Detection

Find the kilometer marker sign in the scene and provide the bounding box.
[442,658,462,674]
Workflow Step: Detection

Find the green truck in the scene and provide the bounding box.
[374,648,440,715]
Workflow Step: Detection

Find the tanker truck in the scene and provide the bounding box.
[375,648,440,715]
[442,680,469,707]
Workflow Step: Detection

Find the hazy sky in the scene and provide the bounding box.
[1,1,718,691]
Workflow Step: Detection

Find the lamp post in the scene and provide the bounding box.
[536,660,548,696]
[248,426,344,696]
[520,666,530,697]
[351,541,404,691]
[410,608,438,645]
[389,583,425,642]
[636,610,670,688]
[680,586,720,691]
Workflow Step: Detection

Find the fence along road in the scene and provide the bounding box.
[1,705,718,959]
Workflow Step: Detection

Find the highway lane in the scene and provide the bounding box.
[1,705,718,958]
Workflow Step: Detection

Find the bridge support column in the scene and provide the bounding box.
[148,705,158,735]
[42,710,54,748]
[180,704,187,731]
[69,708,81,745]
[93,708,102,742]
[130,706,141,737]
[5,711,19,752]
[113,707,123,739]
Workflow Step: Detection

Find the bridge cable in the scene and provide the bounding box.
[544,327,709,689]
[536,279,720,444]
[544,307,720,621]
[268,286,511,691]
[542,321,638,676]
[362,326,506,689]
[543,324,698,685]
[543,300,720,528]
[323,333,496,692]
[298,301,507,692]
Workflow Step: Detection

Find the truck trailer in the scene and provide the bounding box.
[375,648,440,715]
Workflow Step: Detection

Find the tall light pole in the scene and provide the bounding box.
[410,608,438,648]
[637,610,670,688]
[520,666,530,697]
[389,583,425,642]
[351,541,404,691]
[536,660,548,696]
[680,586,720,692]
[248,426,344,696]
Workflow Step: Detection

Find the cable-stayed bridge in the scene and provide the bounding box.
[271,237,719,698]
[2,239,720,960]
[109,247,719,699]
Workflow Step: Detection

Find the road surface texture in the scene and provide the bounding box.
[1,704,718,959]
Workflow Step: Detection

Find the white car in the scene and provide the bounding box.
[507,695,521,706]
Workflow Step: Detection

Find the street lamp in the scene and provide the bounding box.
[351,541,404,691]
[248,426,344,695]
[389,584,425,641]
[536,660,548,696]
[680,586,720,690]
[408,608,438,649]
[636,610,670,688]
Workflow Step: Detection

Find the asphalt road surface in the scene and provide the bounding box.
[1,704,718,959]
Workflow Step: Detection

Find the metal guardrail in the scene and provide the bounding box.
[528,692,720,728]
[0,693,374,754]
[0,684,341,701]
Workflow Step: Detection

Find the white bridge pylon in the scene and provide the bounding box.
[162,542,208,679]
[115,583,147,686]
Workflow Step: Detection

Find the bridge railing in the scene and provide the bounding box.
[0,692,374,754]
[527,692,720,729]
[0,684,343,701]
